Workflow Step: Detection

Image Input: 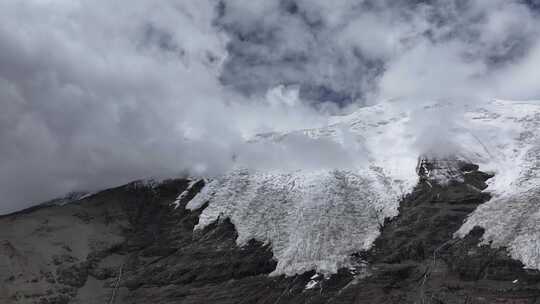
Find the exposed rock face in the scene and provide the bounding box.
[1,163,540,303]
[341,162,540,303]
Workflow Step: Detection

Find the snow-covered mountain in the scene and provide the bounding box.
[4,99,540,303]
[186,99,540,275]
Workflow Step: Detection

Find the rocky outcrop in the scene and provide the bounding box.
[2,163,540,303]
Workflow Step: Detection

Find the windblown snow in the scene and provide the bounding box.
[186,99,540,275]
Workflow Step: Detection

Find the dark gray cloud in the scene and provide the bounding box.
[1,0,540,214]
[217,0,385,106]
[218,0,540,103]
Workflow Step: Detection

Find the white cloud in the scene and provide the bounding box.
[0,0,331,213]
[1,0,540,213]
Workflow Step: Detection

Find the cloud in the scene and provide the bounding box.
[0,0,331,213]
[1,0,540,213]
[218,0,540,103]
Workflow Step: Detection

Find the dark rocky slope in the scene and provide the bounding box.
[1,163,540,303]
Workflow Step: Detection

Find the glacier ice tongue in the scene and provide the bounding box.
[187,168,405,276]
[456,100,540,272]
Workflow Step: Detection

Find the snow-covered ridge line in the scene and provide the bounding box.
[188,99,540,275]
[41,191,92,207]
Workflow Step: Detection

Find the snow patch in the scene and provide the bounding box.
[305,279,319,290]
[171,179,200,210]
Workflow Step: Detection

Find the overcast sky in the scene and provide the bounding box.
[1,0,540,214]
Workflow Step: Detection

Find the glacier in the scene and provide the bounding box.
[186,99,540,276]
[456,100,540,271]
[187,169,404,276]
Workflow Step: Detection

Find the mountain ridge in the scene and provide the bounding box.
[2,161,540,303]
